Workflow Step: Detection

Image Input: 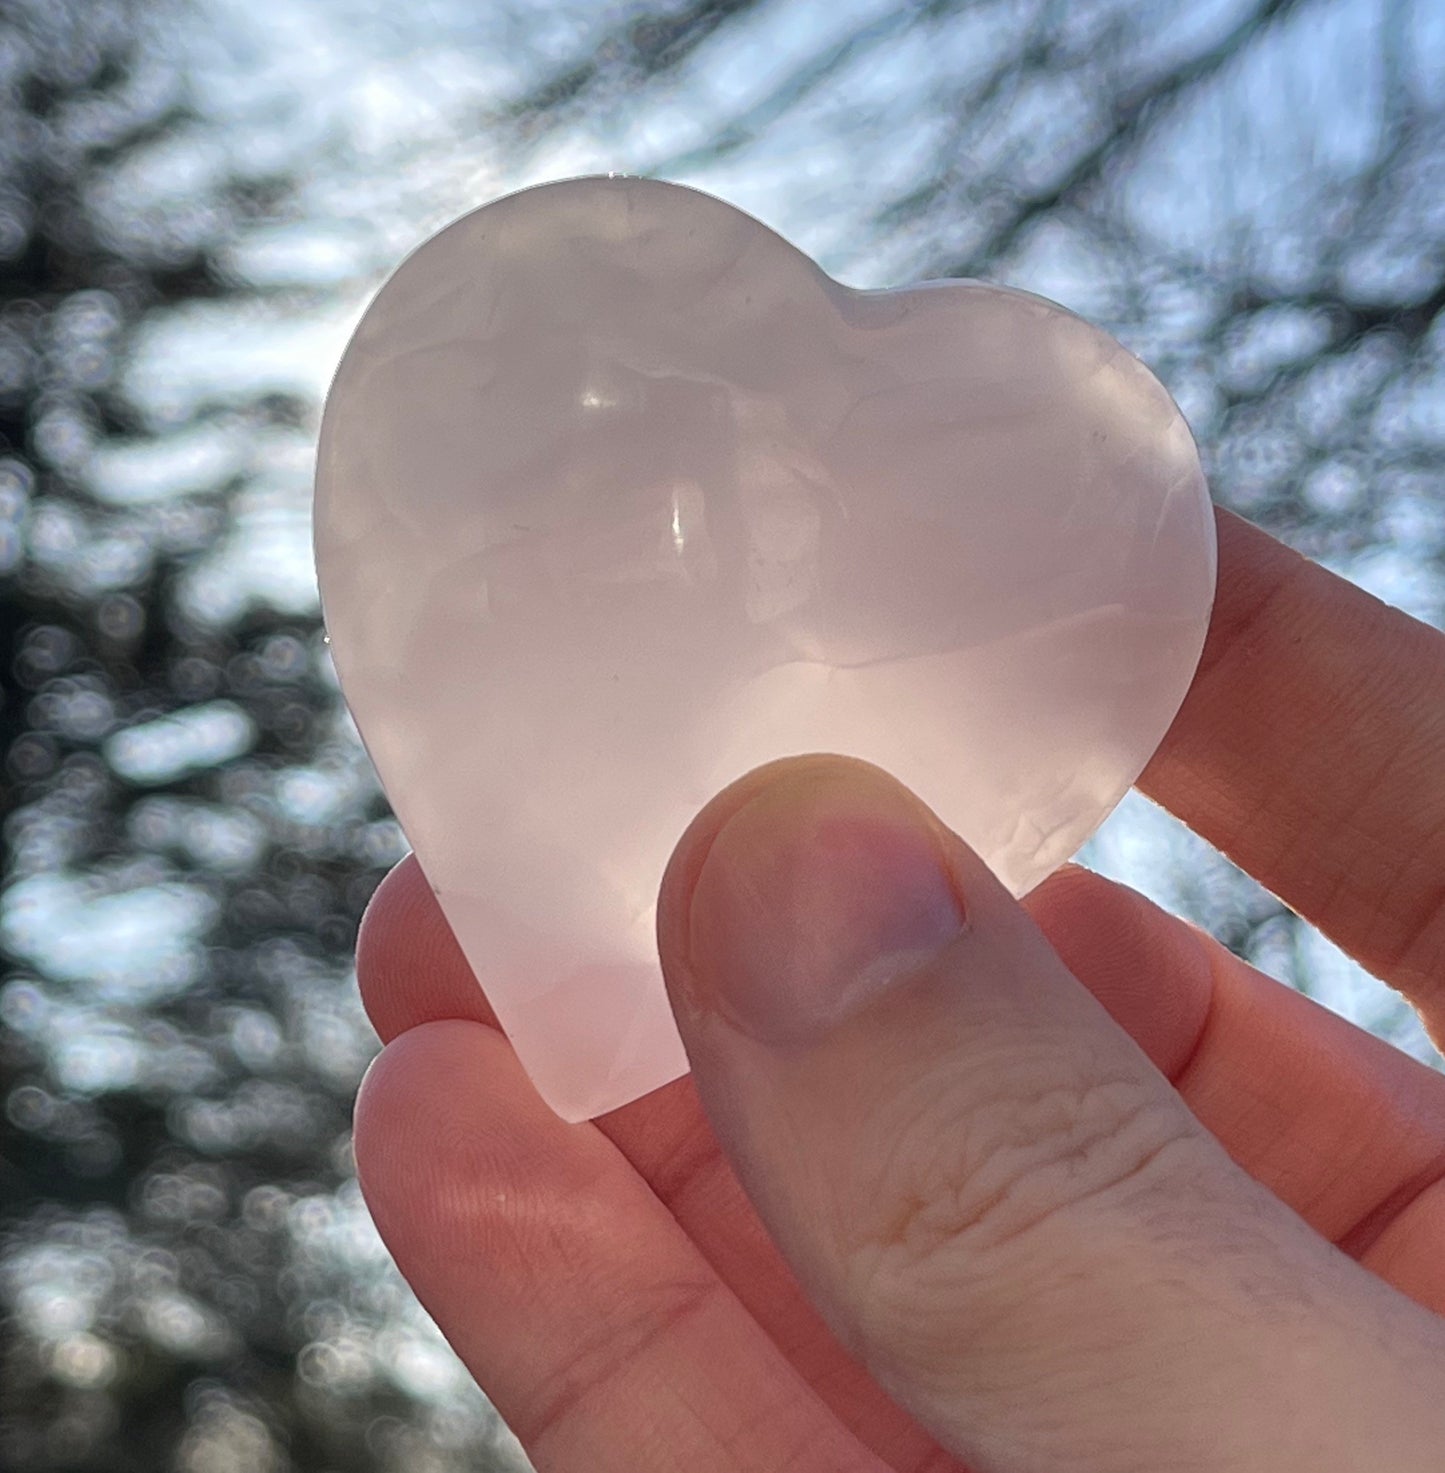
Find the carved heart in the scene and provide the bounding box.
[314,176,1215,1121]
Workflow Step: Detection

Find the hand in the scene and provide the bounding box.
[352,509,1445,1472]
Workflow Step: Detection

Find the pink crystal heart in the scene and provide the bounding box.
[314,175,1215,1121]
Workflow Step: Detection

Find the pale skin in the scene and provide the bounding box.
[353,509,1445,1472]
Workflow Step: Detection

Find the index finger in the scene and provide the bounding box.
[1139,509,1445,1038]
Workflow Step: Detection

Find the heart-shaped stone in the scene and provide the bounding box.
[314,176,1215,1121]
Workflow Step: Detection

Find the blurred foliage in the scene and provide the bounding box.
[0,1,509,1469]
[0,0,1442,1469]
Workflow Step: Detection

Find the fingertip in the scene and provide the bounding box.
[1024,865,1213,1080]
[356,853,498,1040]
[353,1018,481,1192]
[353,1020,477,1255]
[657,754,954,996]
[677,759,971,1045]
[353,1019,577,1269]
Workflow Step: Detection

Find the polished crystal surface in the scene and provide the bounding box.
[314,175,1216,1121]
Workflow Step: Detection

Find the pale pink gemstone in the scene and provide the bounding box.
[314,175,1215,1121]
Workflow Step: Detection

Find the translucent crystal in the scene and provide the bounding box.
[314,175,1216,1121]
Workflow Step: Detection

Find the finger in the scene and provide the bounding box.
[661,756,1445,1473]
[357,845,1445,1454]
[357,852,950,1471]
[353,1020,893,1473]
[358,850,1445,1311]
[1025,867,1445,1311]
[1141,509,1445,1036]
[356,855,500,1038]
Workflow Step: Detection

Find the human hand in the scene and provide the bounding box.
[353,510,1445,1472]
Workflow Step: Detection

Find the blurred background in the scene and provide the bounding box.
[0,0,1442,1467]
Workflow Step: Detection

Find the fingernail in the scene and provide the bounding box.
[683,762,967,1045]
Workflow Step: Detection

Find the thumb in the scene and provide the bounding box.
[657,756,1445,1473]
